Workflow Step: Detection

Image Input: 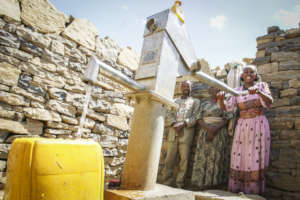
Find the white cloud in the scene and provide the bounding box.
[274,5,300,27]
[210,15,227,30]
[121,5,129,11]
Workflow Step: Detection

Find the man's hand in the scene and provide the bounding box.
[173,122,185,133]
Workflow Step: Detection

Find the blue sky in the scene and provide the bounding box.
[51,0,300,68]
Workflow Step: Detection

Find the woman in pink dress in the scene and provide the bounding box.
[217,65,273,194]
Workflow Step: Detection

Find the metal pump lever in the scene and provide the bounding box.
[84,56,146,92]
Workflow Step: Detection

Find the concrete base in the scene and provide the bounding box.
[105,184,194,200]
[194,190,265,200]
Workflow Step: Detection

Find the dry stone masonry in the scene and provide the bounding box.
[254,26,300,200]
[0,0,139,196]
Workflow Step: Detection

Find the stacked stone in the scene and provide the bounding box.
[0,0,140,191]
[254,26,300,200]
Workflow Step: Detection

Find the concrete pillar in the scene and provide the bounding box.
[121,96,166,190]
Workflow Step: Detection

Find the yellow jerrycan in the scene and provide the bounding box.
[4,138,104,200]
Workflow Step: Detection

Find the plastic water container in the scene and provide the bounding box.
[4,138,104,200]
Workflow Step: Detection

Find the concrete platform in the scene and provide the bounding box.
[194,190,265,200]
[105,184,194,200]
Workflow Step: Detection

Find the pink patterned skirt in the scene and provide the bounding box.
[228,115,270,194]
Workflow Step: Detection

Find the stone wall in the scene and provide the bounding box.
[0,0,140,193]
[254,26,300,200]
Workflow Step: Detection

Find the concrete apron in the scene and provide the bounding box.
[105,187,266,200]
[104,184,194,200]
[194,190,266,200]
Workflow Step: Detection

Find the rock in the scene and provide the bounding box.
[0,29,20,48]
[93,123,114,136]
[290,96,300,106]
[269,117,294,130]
[62,18,98,51]
[118,138,128,147]
[0,160,6,172]
[257,38,273,45]
[23,107,61,122]
[50,40,65,56]
[42,48,65,65]
[0,118,28,134]
[20,40,43,56]
[86,111,106,122]
[85,133,101,142]
[0,84,9,92]
[32,73,66,89]
[262,70,300,82]
[68,61,82,72]
[64,83,86,94]
[23,118,43,135]
[111,103,133,118]
[106,114,129,131]
[48,88,67,101]
[0,62,21,86]
[91,99,111,113]
[267,26,280,34]
[257,62,278,75]
[0,18,4,28]
[279,60,300,71]
[11,86,45,103]
[0,144,11,159]
[46,99,76,117]
[295,118,300,130]
[45,128,72,135]
[68,48,86,64]
[117,47,139,71]
[46,121,74,130]
[4,23,17,33]
[21,0,67,34]
[271,52,300,62]
[0,52,20,66]
[271,98,290,108]
[268,173,300,192]
[285,28,300,38]
[280,88,298,98]
[19,62,46,77]
[289,79,300,88]
[82,118,95,129]
[102,148,118,157]
[0,109,16,120]
[110,157,125,167]
[31,101,45,109]
[253,56,271,65]
[215,68,227,79]
[16,26,51,48]
[93,79,114,91]
[256,50,265,58]
[95,37,121,64]
[61,115,78,125]
[100,135,118,148]
[0,91,29,106]
[0,0,21,22]
[0,45,33,61]
[279,130,300,140]
[29,57,57,73]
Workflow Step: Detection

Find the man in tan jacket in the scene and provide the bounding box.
[162,80,200,188]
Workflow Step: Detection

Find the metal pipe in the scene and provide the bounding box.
[193,71,242,96]
[86,56,146,91]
